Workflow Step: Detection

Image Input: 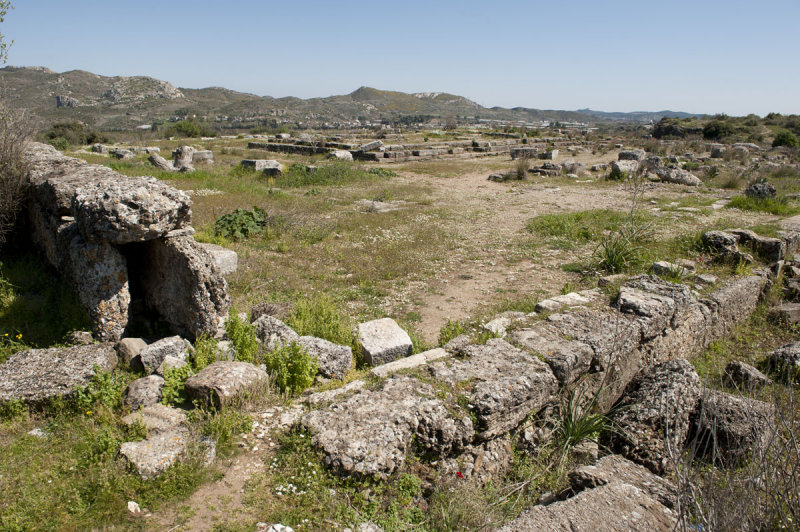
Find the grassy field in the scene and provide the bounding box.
[1,130,799,529]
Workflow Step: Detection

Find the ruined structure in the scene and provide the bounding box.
[23,142,230,341]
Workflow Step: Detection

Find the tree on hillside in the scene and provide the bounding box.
[0,1,33,247]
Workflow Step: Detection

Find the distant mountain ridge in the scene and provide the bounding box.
[0,66,705,130]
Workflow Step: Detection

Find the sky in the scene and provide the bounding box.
[3,0,799,116]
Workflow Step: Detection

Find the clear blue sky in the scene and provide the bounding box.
[4,0,799,115]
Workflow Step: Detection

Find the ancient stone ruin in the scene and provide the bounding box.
[23,142,230,342]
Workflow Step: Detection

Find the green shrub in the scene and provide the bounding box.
[287,294,356,348]
[703,119,735,140]
[772,130,799,148]
[48,136,69,151]
[73,368,129,412]
[438,319,466,346]
[169,120,216,138]
[160,364,194,406]
[556,387,609,453]
[264,341,318,395]
[0,397,25,421]
[191,333,218,370]
[213,206,268,240]
[225,311,259,363]
[200,408,252,455]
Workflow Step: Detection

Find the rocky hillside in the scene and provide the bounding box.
[0,66,703,131]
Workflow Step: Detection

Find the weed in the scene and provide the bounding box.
[72,368,129,412]
[286,294,356,349]
[526,209,632,250]
[161,364,194,406]
[0,398,25,421]
[556,386,610,454]
[438,319,466,346]
[225,310,260,363]
[727,195,800,216]
[213,206,269,240]
[593,234,641,273]
[264,341,318,395]
[191,333,219,370]
[199,408,252,456]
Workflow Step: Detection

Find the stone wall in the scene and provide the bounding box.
[23,143,230,341]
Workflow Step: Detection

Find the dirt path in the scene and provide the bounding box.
[387,169,636,341]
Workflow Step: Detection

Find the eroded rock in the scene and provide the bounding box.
[0,344,117,404]
[357,318,413,366]
[185,361,268,406]
[301,376,473,478]
[253,315,300,351]
[123,375,165,410]
[296,336,352,379]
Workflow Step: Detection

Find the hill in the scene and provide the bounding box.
[0,66,704,131]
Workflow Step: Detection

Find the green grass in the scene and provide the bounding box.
[726,195,800,216]
[526,209,639,250]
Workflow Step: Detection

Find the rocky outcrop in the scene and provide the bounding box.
[690,389,775,466]
[23,142,229,341]
[0,344,117,404]
[301,377,473,478]
[499,481,677,531]
[608,359,701,474]
[427,339,558,440]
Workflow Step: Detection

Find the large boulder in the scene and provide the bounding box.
[123,375,165,410]
[357,318,413,366]
[185,361,268,406]
[608,359,702,474]
[567,454,676,509]
[137,336,188,374]
[301,376,473,478]
[767,342,800,380]
[610,159,639,176]
[296,336,353,379]
[427,338,558,439]
[654,167,701,186]
[723,360,772,389]
[498,482,676,531]
[745,181,777,199]
[0,344,117,404]
[137,235,231,339]
[253,315,300,351]
[689,389,775,466]
[117,337,147,366]
[618,149,646,161]
[119,428,190,479]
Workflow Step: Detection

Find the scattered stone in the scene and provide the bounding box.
[597,273,627,287]
[110,148,134,160]
[123,375,165,410]
[328,150,353,161]
[726,228,785,262]
[261,160,283,177]
[296,336,353,379]
[535,292,592,313]
[611,159,639,176]
[591,163,608,172]
[702,230,753,263]
[618,149,646,161]
[723,360,772,389]
[172,145,195,172]
[302,376,473,478]
[710,144,726,158]
[443,333,472,354]
[357,318,413,366]
[27,427,49,439]
[438,435,513,484]
[256,524,294,532]
[498,482,676,531]
[198,243,238,276]
[690,389,775,466]
[567,454,676,509]
[117,337,147,366]
[769,303,800,326]
[185,361,268,406]
[138,336,188,374]
[745,181,777,199]
[654,166,701,186]
[253,315,300,350]
[651,260,687,278]
[428,339,558,439]
[120,428,190,479]
[539,149,558,160]
[766,341,800,379]
[68,331,94,345]
[609,359,702,474]
[122,403,187,434]
[0,344,117,404]
[155,356,188,377]
[127,501,141,515]
[371,348,448,378]
[357,140,383,152]
[149,152,176,172]
[483,316,512,336]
